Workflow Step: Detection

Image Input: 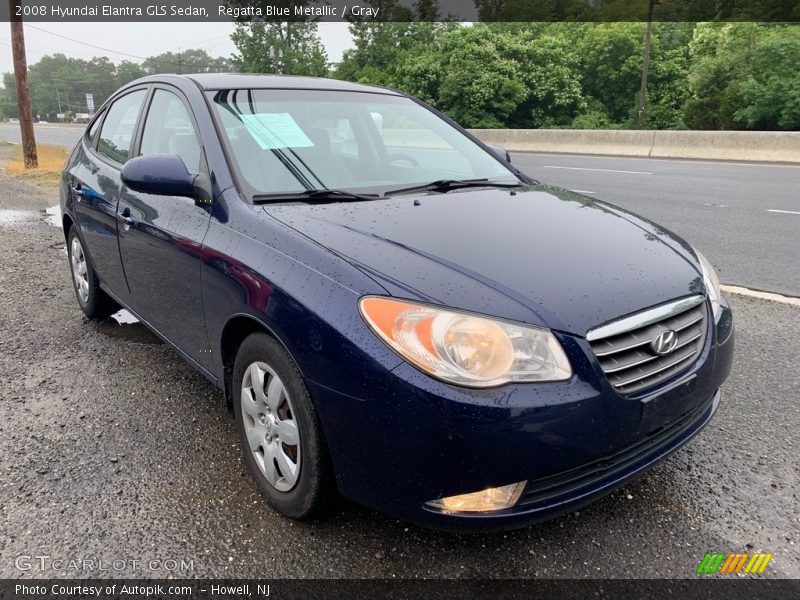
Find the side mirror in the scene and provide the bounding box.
[121,154,200,199]
[487,144,512,164]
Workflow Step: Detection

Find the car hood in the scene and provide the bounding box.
[264,185,705,336]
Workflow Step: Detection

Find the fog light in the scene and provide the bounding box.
[425,482,526,513]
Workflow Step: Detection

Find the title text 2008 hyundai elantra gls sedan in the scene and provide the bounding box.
[60,74,733,530]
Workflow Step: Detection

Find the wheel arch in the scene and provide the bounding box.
[219,313,301,406]
[62,213,74,240]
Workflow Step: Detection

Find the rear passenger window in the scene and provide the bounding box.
[139,90,202,174]
[97,90,147,164]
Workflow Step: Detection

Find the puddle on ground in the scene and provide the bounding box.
[95,309,161,344]
[0,205,62,228]
[5,205,157,344]
[0,208,36,225]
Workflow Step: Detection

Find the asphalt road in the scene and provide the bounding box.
[510,152,800,297]
[1,122,797,297]
[0,150,798,579]
[0,122,84,149]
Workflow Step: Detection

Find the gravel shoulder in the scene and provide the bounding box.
[0,161,797,579]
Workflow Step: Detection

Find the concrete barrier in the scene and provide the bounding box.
[471,129,656,157]
[649,130,800,163]
[469,129,800,163]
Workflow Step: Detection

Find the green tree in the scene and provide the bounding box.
[435,27,527,128]
[643,23,693,129]
[574,23,645,126]
[142,49,231,74]
[503,29,585,127]
[735,26,800,129]
[0,45,234,122]
[335,0,455,89]
[336,0,419,85]
[225,0,327,75]
[116,61,147,85]
[25,54,105,120]
[0,72,17,119]
[231,22,327,75]
[683,23,750,129]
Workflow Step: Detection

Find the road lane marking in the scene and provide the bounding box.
[542,165,654,175]
[721,285,800,307]
[521,152,800,169]
[570,190,596,194]
[765,209,800,215]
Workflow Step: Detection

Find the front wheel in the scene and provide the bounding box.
[67,228,116,319]
[232,333,335,518]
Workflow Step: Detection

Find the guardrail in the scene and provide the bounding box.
[469,129,800,163]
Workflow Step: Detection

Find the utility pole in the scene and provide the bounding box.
[9,0,37,168]
[635,0,658,130]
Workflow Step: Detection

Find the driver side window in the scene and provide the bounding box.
[139,90,203,175]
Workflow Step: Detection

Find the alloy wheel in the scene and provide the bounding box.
[70,236,90,304]
[240,361,301,492]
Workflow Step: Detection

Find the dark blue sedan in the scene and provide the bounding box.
[60,74,734,530]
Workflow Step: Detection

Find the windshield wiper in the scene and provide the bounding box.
[384,178,524,197]
[253,189,381,204]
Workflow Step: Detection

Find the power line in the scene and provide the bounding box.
[24,24,151,61]
[192,33,232,46]
[0,34,124,60]
[203,38,237,50]
[22,24,232,71]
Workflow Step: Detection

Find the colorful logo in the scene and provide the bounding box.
[696,552,773,575]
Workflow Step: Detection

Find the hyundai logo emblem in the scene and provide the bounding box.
[651,330,679,356]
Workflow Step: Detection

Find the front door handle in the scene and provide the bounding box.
[118,207,133,227]
[70,183,84,198]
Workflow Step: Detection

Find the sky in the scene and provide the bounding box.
[0,21,354,76]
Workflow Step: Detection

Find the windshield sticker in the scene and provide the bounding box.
[240,113,313,150]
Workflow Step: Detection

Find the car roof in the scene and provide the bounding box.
[134,73,404,96]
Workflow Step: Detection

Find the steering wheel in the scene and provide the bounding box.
[377,153,420,168]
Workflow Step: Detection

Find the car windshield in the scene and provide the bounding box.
[208,89,519,198]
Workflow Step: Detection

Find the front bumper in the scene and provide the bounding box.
[310,301,734,531]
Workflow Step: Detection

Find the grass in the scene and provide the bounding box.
[3,143,68,185]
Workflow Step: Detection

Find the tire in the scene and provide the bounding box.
[232,332,335,519]
[67,227,116,319]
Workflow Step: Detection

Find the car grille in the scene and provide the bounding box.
[587,295,708,395]
[517,390,714,507]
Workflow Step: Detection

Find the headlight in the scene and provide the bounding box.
[695,250,722,319]
[359,297,572,388]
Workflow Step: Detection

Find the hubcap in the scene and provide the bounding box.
[70,236,89,304]
[240,362,301,492]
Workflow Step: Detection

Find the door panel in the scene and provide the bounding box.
[116,88,213,371]
[70,89,148,300]
[117,191,211,369]
[68,144,129,298]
